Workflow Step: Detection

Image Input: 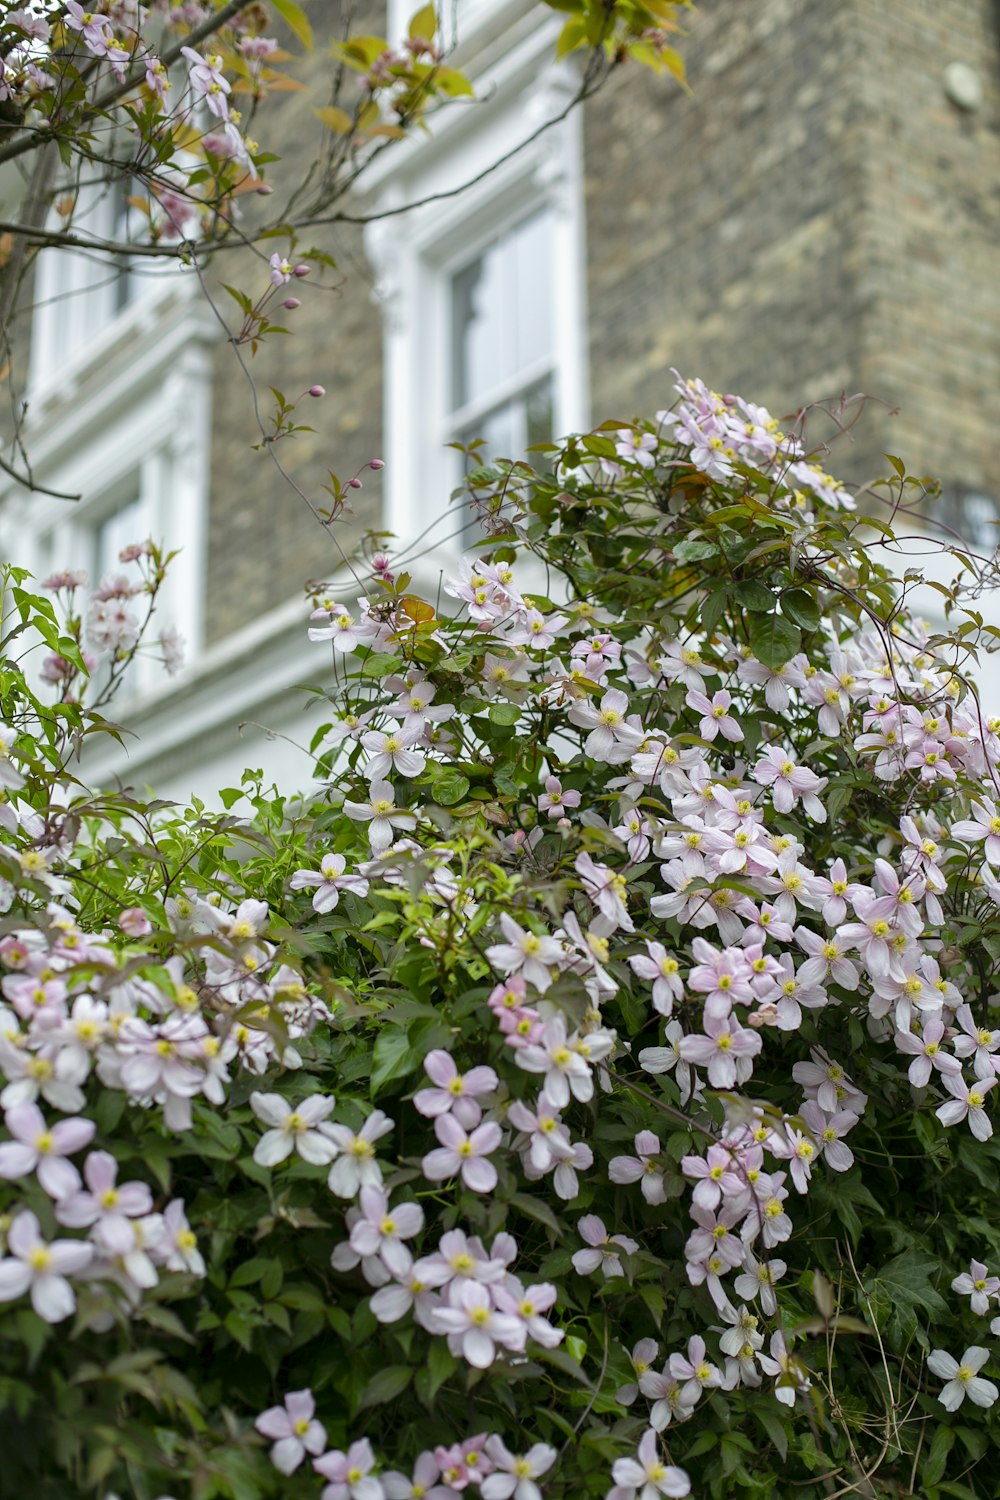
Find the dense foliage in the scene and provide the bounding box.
[2,374,1000,1498]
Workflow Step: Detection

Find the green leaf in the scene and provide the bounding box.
[229,1258,271,1289]
[433,769,471,806]
[425,1340,457,1401]
[507,1191,561,1236]
[755,1404,788,1462]
[734,580,776,612]
[747,611,801,668]
[684,1431,718,1458]
[673,538,718,564]
[271,0,313,49]
[864,1249,948,1349]
[360,653,404,677]
[556,16,588,56]
[923,1425,955,1487]
[315,105,354,134]
[699,586,730,636]
[489,702,521,726]
[370,1025,415,1093]
[781,587,821,631]
[358,1365,413,1411]
[408,3,436,38]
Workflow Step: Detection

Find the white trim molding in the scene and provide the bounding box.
[0,289,215,679]
[364,20,589,552]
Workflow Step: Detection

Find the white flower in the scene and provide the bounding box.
[927,1346,998,1410]
[0,1209,92,1322]
[250,1092,338,1166]
[481,1436,558,1500]
[324,1109,394,1197]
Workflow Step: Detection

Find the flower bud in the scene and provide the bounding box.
[283,297,301,309]
[369,458,385,470]
[293,263,310,277]
[308,385,325,397]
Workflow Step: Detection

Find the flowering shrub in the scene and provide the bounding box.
[2,374,1000,1498]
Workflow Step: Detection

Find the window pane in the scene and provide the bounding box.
[459,377,554,470]
[96,493,146,582]
[450,209,553,412]
[525,379,554,451]
[512,212,553,376]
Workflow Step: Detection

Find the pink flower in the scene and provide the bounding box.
[348,1185,423,1277]
[611,1430,690,1497]
[180,45,231,118]
[936,1073,995,1140]
[752,745,828,820]
[629,942,682,1017]
[414,1050,498,1129]
[574,851,633,932]
[431,1280,526,1367]
[255,1389,327,1475]
[161,1199,205,1275]
[361,721,427,780]
[571,1215,638,1279]
[686,687,743,743]
[677,1013,761,1088]
[421,1114,502,1192]
[481,1436,557,1500]
[64,1,113,50]
[514,1014,613,1108]
[313,1437,383,1500]
[538,776,580,818]
[269,252,293,286]
[0,1209,92,1322]
[54,1150,153,1253]
[382,1452,451,1499]
[894,1018,961,1088]
[568,687,644,763]
[609,1130,667,1204]
[0,1101,95,1198]
[680,1144,747,1211]
[951,799,1000,865]
[118,906,152,937]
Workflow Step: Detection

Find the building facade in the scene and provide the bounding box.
[1,0,998,798]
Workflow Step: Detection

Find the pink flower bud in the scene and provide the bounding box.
[256,183,273,195]
[283,297,301,309]
[293,263,310,277]
[369,458,385,470]
[348,477,363,489]
[308,385,325,397]
[118,907,153,938]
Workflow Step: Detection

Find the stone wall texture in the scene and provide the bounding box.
[4,0,998,645]
[202,2,387,644]
[584,0,1000,494]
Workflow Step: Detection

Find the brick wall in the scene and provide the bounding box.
[202,3,387,645]
[584,0,1000,494]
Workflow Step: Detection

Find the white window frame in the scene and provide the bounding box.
[28,174,188,403]
[441,203,559,470]
[364,35,588,552]
[0,295,214,696]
